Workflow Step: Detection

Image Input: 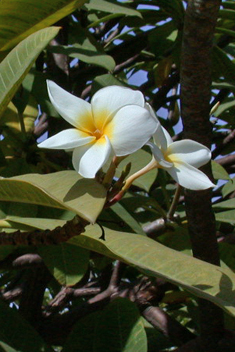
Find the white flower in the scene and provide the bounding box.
[38,81,159,178]
[148,125,215,190]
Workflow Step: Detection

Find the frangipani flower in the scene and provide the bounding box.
[38,81,159,178]
[148,124,215,190]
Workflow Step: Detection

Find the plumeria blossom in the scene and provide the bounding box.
[38,81,159,178]
[147,124,215,190]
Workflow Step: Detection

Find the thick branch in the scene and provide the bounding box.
[0,216,87,246]
[180,0,224,349]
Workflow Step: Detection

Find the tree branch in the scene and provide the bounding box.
[0,216,87,246]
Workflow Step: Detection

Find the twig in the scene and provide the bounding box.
[43,286,102,317]
[0,285,23,302]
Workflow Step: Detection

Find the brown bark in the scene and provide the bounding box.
[180,0,224,350]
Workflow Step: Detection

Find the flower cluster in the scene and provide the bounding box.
[38,81,215,190]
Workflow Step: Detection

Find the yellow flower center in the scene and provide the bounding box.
[93,129,102,140]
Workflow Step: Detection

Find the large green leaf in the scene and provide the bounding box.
[4,217,68,231]
[0,300,53,352]
[0,202,75,231]
[0,27,60,118]
[0,0,87,52]
[0,171,107,223]
[63,298,147,352]
[84,0,142,18]
[70,225,235,317]
[38,243,89,286]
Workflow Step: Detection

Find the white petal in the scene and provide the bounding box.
[167,161,215,190]
[147,141,173,168]
[38,129,95,150]
[167,140,211,168]
[106,105,158,156]
[153,125,172,151]
[72,135,113,178]
[91,85,145,129]
[145,103,159,123]
[47,80,94,133]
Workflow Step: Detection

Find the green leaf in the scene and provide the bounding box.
[53,44,115,71]
[211,161,230,180]
[222,177,235,197]
[0,202,75,230]
[0,0,87,51]
[215,209,235,224]
[148,21,178,60]
[84,0,142,18]
[0,300,53,352]
[92,74,124,92]
[111,202,146,236]
[0,171,107,223]
[216,26,235,38]
[70,225,235,317]
[0,342,19,352]
[212,46,235,84]
[38,243,89,286]
[222,1,235,10]
[117,149,158,192]
[63,298,147,352]
[63,311,102,352]
[144,0,184,25]
[0,27,60,118]
[213,198,235,209]
[96,298,147,352]
[219,243,235,272]
[51,23,116,71]
[219,8,235,20]
[6,216,68,231]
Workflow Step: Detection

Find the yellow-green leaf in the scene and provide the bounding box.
[0,27,60,118]
[0,0,87,51]
[0,171,107,223]
[70,225,235,317]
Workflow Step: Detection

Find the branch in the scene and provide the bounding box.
[153,71,180,110]
[0,216,87,246]
[216,154,235,168]
[141,306,195,346]
[213,129,235,158]
[19,266,52,325]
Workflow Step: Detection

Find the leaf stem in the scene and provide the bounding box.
[167,184,182,220]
